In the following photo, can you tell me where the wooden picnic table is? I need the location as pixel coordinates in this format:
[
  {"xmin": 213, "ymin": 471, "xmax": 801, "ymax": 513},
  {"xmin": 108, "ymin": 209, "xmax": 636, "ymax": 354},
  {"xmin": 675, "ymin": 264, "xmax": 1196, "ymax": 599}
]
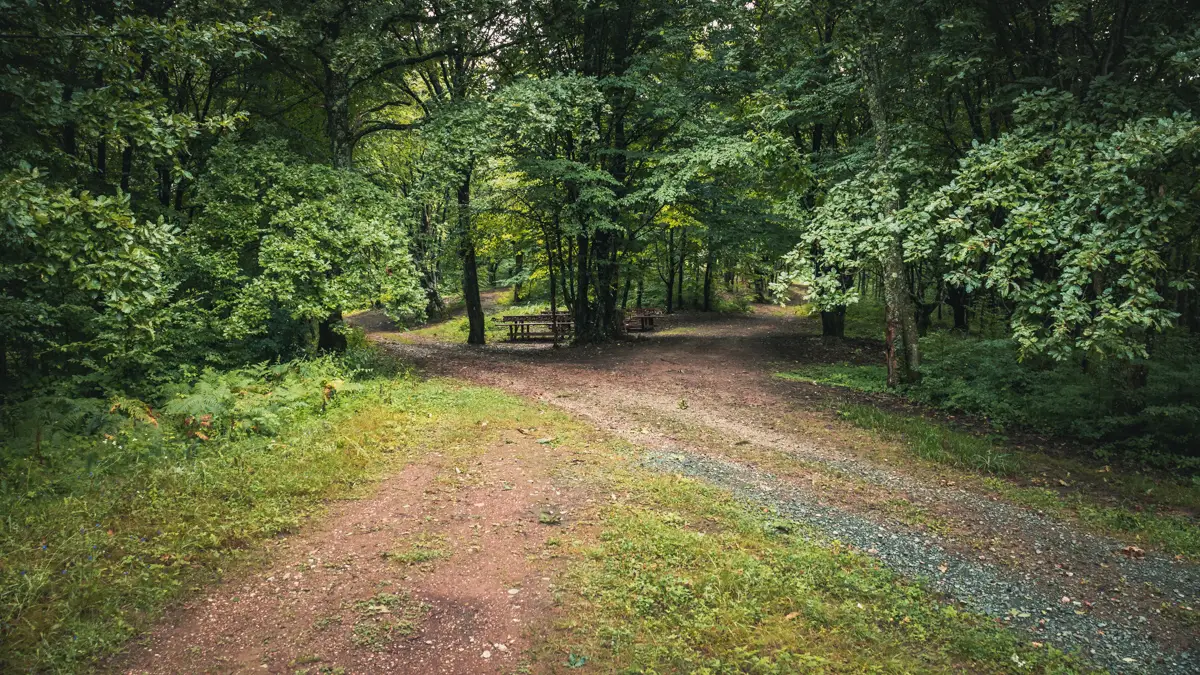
[
  {"xmin": 498, "ymin": 308, "xmax": 665, "ymax": 340},
  {"xmin": 624, "ymin": 307, "xmax": 663, "ymax": 332},
  {"xmin": 498, "ymin": 313, "xmax": 573, "ymax": 341}
]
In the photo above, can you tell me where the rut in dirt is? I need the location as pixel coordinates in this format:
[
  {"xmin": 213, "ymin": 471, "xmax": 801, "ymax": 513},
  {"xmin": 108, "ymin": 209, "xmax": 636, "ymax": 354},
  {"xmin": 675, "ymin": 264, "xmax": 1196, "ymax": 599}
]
[{"xmin": 370, "ymin": 306, "xmax": 1200, "ymax": 675}]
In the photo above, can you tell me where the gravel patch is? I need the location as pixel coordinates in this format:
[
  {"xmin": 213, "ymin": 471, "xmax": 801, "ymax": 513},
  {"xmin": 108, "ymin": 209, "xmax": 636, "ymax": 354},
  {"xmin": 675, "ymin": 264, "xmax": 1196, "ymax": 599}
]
[{"xmin": 644, "ymin": 450, "xmax": 1199, "ymax": 675}]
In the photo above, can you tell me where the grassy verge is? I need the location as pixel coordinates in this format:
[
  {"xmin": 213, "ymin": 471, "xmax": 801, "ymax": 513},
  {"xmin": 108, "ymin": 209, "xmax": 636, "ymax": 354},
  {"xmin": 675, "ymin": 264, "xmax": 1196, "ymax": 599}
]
[
  {"xmin": 826, "ymin": 402, "xmax": 1200, "ymax": 557},
  {"xmin": 837, "ymin": 403, "xmax": 1019, "ymax": 475},
  {"xmin": 536, "ymin": 465, "xmax": 1089, "ymax": 673},
  {"xmin": 775, "ymin": 357, "xmax": 1200, "ymax": 557},
  {"xmin": 0, "ymin": 362, "xmax": 536, "ymax": 672},
  {"xmin": 982, "ymin": 478, "xmax": 1200, "ymax": 559},
  {"xmin": 776, "ymin": 363, "xmax": 889, "ymax": 393}
]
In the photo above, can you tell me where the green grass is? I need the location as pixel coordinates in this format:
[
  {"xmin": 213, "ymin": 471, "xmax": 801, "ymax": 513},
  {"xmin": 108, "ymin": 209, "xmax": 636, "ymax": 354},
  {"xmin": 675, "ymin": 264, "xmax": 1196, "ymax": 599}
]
[
  {"xmin": 539, "ymin": 468, "xmax": 1088, "ymax": 673},
  {"xmin": 0, "ymin": 359, "xmax": 541, "ymax": 672},
  {"xmin": 982, "ymin": 478, "xmax": 1200, "ymax": 558},
  {"xmin": 776, "ymin": 363, "xmax": 889, "ymax": 393},
  {"xmin": 833, "ymin": 404, "xmax": 1200, "ymax": 557},
  {"xmin": 776, "ymin": 351, "xmax": 1200, "ymax": 556},
  {"xmin": 838, "ymin": 403, "xmax": 1018, "ymax": 475},
  {"xmin": 383, "ymin": 534, "xmax": 451, "ymax": 566},
  {"xmin": 349, "ymin": 591, "xmax": 428, "ymax": 649}
]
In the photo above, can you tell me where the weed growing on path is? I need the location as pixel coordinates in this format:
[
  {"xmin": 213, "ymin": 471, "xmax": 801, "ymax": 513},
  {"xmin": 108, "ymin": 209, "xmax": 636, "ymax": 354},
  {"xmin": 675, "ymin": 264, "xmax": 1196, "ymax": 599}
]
[
  {"xmin": 383, "ymin": 533, "xmax": 451, "ymax": 567},
  {"xmin": 349, "ymin": 591, "xmax": 428, "ymax": 649}
]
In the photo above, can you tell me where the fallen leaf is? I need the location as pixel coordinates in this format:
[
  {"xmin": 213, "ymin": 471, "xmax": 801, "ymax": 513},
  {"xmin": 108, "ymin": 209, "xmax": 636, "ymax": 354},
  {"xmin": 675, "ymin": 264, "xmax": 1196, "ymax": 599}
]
[{"xmin": 1119, "ymin": 545, "xmax": 1145, "ymax": 559}]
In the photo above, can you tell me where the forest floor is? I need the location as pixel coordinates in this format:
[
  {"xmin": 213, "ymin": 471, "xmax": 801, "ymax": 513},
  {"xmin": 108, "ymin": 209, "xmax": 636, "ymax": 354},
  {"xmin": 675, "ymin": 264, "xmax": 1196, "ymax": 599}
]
[{"xmin": 115, "ymin": 300, "xmax": 1198, "ymax": 674}]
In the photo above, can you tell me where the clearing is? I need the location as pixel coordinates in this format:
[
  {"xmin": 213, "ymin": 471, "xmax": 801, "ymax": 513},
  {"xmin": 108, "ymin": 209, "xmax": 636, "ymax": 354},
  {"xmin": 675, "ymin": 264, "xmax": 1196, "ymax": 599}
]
[{"xmin": 115, "ymin": 302, "xmax": 1198, "ymax": 674}]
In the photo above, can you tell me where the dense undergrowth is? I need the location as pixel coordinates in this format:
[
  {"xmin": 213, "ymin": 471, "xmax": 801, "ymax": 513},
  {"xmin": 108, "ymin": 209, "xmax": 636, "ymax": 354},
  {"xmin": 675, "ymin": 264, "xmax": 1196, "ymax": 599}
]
[
  {"xmin": 794, "ymin": 301, "xmax": 1200, "ymax": 472},
  {"xmin": 780, "ymin": 303, "xmax": 1200, "ymax": 556},
  {"xmin": 0, "ymin": 345, "xmax": 523, "ymax": 672}
]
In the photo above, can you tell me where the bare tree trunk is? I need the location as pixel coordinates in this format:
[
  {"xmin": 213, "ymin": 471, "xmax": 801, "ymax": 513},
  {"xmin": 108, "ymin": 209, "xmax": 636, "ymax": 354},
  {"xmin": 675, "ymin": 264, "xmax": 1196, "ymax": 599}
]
[
  {"xmin": 883, "ymin": 242, "xmax": 920, "ymax": 386},
  {"xmin": 512, "ymin": 251, "xmax": 524, "ymax": 303},
  {"xmin": 862, "ymin": 36, "xmax": 919, "ymax": 386},
  {"xmin": 676, "ymin": 226, "xmax": 686, "ymax": 309},
  {"xmin": 457, "ymin": 170, "xmax": 485, "ymax": 345},
  {"xmin": 664, "ymin": 229, "xmax": 676, "ymax": 314},
  {"xmin": 820, "ymin": 308, "xmax": 846, "ymax": 337},
  {"xmin": 702, "ymin": 235, "xmax": 715, "ymax": 311}
]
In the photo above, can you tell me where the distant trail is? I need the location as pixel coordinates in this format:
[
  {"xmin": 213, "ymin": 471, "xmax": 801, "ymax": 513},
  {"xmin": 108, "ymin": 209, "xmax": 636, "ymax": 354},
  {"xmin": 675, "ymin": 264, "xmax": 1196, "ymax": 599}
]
[{"xmin": 373, "ymin": 304, "xmax": 1200, "ymax": 674}]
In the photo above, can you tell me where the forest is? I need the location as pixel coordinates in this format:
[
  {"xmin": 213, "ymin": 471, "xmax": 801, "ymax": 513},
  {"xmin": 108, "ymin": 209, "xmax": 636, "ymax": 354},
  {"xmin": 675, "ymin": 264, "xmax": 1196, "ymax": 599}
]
[{"xmin": 2, "ymin": 1, "xmax": 1199, "ymax": 673}]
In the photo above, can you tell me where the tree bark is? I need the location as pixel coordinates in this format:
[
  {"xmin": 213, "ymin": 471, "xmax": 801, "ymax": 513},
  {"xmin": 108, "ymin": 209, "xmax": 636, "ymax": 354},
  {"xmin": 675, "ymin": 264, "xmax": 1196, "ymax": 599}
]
[
  {"xmin": 861, "ymin": 36, "xmax": 920, "ymax": 386},
  {"xmin": 946, "ymin": 284, "xmax": 970, "ymax": 333},
  {"xmin": 325, "ymin": 68, "xmax": 354, "ymax": 170},
  {"xmin": 820, "ymin": 308, "xmax": 846, "ymax": 337},
  {"xmin": 457, "ymin": 170, "xmax": 485, "ymax": 345},
  {"xmin": 664, "ymin": 229, "xmax": 676, "ymax": 314},
  {"xmin": 417, "ymin": 204, "xmax": 444, "ymax": 319},
  {"xmin": 513, "ymin": 251, "xmax": 524, "ymax": 303},
  {"xmin": 883, "ymin": 241, "xmax": 920, "ymax": 386},
  {"xmin": 120, "ymin": 144, "xmax": 133, "ymax": 192},
  {"xmin": 676, "ymin": 226, "xmax": 687, "ymax": 309},
  {"xmin": 702, "ymin": 235, "xmax": 715, "ymax": 311},
  {"xmin": 574, "ymin": 232, "xmax": 590, "ymax": 336}
]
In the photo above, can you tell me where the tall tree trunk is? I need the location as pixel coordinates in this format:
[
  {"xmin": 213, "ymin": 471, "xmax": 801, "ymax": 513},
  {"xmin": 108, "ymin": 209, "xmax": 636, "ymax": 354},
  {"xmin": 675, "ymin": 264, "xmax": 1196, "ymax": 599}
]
[
  {"xmin": 883, "ymin": 242, "xmax": 920, "ymax": 386},
  {"xmin": 592, "ymin": 227, "xmax": 620, "ymax": 340},
  {"xmin": 664, "ymin": 229, "xmax": 675, "ymax": 314},
  {"xmin": 417, "ymin": 204, "xmax": 444, "ymax": 318},
  {"xmin": 676, "ymin": 226, "xmax": 686, "ymax": 309},
  {"xmin": 702, "ymin": 235, "xmax": 715, "ymax": 311},
  {"xmin": 486, "ymin": 259, "xmax": 500, "ymax": 287},
  {"xmin": 457, "ymin": 170, "xmax": 485, "ymax": 344},
  {"xmin": 547, "ymin": 245, "xmax": 557, "ymax": 314},
  {"xmin": 325, "ymin": 68, "xmax": 354, "ymax": 170},
  {"xmin": 309, "ymin": 67, "xmax": 356, "ymax": 348},
  {"xmin": 862, "ymin": 37, "xmax": 919, "ymax": 386},
  {"xmin": 96, "ymin": 138, "xmax": 107, "ymax": 178},
  {"xmin": 157, "ymin": 164, "xmax": 171, "ymax": 207},
  {"xmin": 513, "ymin": 251, "xmax": 524, "ymax": 303},
  {"xmin": 120, "ymin": 144, "xmax": 133, "ymax": 192},
  {"xmin": 946, "ymin": 284, "xmax": 970, "ymax": 333},
  {"xmin": 820, "ymin": 308, "xmax": 846, "ymax": 337},
  {"xmin": 574, "ymin": 232, "xmax": 590, "ymax": 337}
]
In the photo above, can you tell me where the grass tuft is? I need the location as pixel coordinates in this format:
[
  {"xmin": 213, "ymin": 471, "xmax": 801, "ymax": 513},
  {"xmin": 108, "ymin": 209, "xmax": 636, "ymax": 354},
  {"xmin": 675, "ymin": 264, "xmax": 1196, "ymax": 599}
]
[
  {"xmin": 837, "ymin": 404, "xmax": 1018, "ymax": 475},
  {"xmin": 539, "ymin": 468, "xmax": 1087, "ymax": 673}
]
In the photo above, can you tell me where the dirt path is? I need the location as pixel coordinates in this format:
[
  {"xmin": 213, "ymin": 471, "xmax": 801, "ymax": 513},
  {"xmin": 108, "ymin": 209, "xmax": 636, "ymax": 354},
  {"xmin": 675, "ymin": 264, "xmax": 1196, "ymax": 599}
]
[
  {"xmin": 117, "ymin": 425, "xmax": 594, "ymax": 674},
  {"xmin": 373, "ymin": 306, "xmax": 1199, "ymax": 675}
]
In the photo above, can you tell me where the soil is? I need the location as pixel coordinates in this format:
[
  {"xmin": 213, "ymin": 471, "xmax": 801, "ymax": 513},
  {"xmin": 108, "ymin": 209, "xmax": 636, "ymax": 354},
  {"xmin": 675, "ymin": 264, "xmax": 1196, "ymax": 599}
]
[
  {"xmin": 115, "ymin": 430, "xmax": 591, "ymax": 674},
  {"xmin": 116, "ymin": 299, "xmax": 1199, "ymax": 674}
]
